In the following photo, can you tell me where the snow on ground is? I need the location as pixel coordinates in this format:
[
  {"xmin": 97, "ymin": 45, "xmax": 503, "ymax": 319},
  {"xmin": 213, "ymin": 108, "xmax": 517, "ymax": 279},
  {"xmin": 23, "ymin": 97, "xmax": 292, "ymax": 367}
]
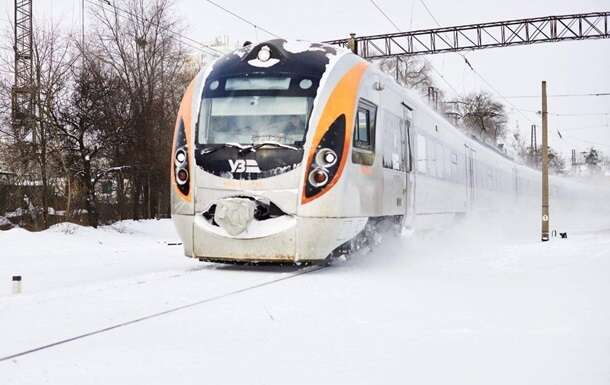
[
  {"xmin": 0, "ymin": 210, "xmax": 609, "ymax": 384},
  {"xmin": 0, "ymin": 220, "xmax": 194, "ymax": 296}
]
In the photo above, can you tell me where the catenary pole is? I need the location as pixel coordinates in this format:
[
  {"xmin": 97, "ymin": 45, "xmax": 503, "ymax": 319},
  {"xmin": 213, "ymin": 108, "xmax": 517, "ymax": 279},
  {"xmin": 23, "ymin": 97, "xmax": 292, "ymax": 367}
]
[{"xmin": 541, "ymin": 81, "xmax": 550, "ymax": 241}]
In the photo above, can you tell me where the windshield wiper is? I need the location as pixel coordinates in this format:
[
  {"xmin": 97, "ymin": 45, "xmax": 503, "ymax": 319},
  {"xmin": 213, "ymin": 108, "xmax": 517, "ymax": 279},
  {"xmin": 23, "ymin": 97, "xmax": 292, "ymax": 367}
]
[
  {"xmin": 239, "ymin": 141, "xmax": 300, "ymax": 153},
  {"xmin": 200, "ymin": 143, "xmax": 252, "ymax": 155}
]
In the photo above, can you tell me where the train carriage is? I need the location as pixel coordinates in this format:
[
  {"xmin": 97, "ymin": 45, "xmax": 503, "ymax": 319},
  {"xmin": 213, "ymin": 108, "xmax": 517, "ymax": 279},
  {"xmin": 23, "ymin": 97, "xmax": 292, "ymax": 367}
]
[{"xmin": 171, "ymin": 39, "xmax": 556, "ymax": 264}]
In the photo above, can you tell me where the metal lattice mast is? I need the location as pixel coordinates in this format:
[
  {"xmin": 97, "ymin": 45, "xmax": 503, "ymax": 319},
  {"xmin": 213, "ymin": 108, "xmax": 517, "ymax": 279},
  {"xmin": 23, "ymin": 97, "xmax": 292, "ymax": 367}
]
[
  {"xmin": 12, "ymin": 0, "xmax": 34, "ymax": 136},
  {"xmin": 325, "ymin": 12, "xmax": 610, "ymax": 58}
]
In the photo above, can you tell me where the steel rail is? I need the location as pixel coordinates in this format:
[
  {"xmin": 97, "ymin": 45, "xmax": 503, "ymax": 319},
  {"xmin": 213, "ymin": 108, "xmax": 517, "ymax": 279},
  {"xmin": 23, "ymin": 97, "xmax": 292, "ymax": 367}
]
[{"xmin": 0, "ymin": 264, "xmax": 326, "ymax": 363}]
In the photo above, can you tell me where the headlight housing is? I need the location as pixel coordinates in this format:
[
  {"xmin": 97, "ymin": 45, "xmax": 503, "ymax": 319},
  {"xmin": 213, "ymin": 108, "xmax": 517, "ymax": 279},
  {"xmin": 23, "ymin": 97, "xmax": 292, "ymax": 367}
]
[
  {"xmin": 173, "ymin": 118, "xmax": 190, "ymax": 196},
  {"xmin": 303, "ymin": 114, "xmax": 346, "ymax": 201},
  {"xmin": 176, "ymin": 168, "xmax": 189, "ymax": 185},
  {"xmin": 308, "ymin": 167, "xmax": 329, "ymax": 187},
  {"xmin": 175, "ymin": 149, "xmax": 187, "ymax": 165},
  {"xmin": 315, "ymin": 148, "xmax": 338, "ymax": 168}
]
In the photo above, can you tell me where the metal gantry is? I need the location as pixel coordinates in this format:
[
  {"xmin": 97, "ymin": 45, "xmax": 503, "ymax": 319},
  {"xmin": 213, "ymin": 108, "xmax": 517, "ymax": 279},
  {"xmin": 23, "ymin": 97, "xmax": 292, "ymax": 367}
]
[
  {"xmin": 325, "ymin": 12, "xmax": 610, "ymax": 59},
  {"xmin": 12, "ymin": 0, "xmax": 34, "ymax": 132}
]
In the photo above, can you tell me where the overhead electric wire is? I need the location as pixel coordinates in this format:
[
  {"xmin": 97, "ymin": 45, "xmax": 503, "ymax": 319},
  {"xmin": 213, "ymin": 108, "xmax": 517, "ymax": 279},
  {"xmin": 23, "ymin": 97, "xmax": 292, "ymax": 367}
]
[
  {"xmin": 503, "ymin": 92, "xmax": 610, "ymax": 99},
  {"xmin": 415, "ymin": 3, "xmax": 610, "ymax": 131},
  {"xmin": 559, "ymin": 124, "xmax": 610, "ymax": 131},
  {"xmin": 201, "ymin": 0, "xmax": 281, "ymax": 39},
  {"xmin": 417, "ymin": 0, "xmax": 442, "ymax": 27},
  {"xmin": 416, "ymin": 0, "xmax": 536, "ymax": 125},
  {"xmin": 560, "ymin": 134, "xmax": 610, "ymax": 149},
  {"xmin": 93, "ymin": 0, "xmax": 223, "ymax": 56},
  {"xmin": 414, "ymin": 1, "xmax": 610, "ymax": 151},
  {"xmin": 367, "ymin": 0, "xmax": 461, "ymax": 97},
  {"xmin": 88, "ymin": 0, "xmax": 223, "ymax": 57},
  {"xmin": 368, "ymin": 0, "xmax": 402, "ymax": 31},
  {"xmin": 518, "ymin": 108, "xmax": 610, "ymax": 117}
]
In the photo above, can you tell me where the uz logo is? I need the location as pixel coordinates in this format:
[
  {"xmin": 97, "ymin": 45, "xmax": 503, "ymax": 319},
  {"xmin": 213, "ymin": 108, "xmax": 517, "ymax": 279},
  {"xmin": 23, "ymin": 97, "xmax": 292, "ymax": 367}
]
[{"xmin": 229, "ymin": 159, "xmax": 261, "ymax": 173}]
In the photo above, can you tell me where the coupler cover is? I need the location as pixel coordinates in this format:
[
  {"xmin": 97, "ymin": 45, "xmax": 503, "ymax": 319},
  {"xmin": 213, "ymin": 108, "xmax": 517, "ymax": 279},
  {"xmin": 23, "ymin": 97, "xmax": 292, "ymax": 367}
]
[{"xmin": 213, "ymin": 198, "xmax": 256, "ymax": 236}]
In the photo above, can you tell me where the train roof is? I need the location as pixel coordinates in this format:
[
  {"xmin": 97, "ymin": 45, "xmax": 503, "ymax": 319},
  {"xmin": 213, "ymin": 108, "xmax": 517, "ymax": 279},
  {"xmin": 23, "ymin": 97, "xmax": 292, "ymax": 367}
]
[{"xmin": 206, "ymin": 39, "xmax": 350, "ymax": 82}]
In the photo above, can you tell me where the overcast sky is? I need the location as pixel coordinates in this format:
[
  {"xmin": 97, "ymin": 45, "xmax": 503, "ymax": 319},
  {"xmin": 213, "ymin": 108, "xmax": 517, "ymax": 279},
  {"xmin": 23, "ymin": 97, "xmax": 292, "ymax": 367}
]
[{"xmin": 2, "ymin": 0, "xmax": 609, "ymax": 158}]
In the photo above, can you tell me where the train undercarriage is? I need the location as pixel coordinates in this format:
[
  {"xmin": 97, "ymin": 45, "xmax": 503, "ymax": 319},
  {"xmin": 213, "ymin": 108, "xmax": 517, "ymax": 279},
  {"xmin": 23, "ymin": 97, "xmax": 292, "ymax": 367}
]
[{"xmin": 188, "ymin": 213, "xmax": 405, "ymax": 266}]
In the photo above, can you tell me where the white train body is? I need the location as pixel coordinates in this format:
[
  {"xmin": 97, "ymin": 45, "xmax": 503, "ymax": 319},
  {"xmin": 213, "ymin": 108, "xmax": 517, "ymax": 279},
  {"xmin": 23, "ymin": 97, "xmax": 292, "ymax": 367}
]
[{"xmin": 170, "ymin": 39, "xmax": 566, "ymax": 263}]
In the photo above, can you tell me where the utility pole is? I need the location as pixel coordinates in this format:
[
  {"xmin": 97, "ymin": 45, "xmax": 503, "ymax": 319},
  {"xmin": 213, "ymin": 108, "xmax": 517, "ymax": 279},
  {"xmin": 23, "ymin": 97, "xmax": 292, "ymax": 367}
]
[{"xmin": 541, "ymin": 81, "xmax": 550, "ymax": 242}]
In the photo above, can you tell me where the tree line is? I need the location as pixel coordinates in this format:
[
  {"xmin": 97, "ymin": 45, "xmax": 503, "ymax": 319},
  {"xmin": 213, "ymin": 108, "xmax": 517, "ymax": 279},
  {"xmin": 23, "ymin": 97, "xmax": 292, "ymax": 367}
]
[
  {"xmin": 0, "ymin": 0, "xmax": 199, "ymax": 230},
  {"xmin": 377, "ymin": 57, "xmax": 509, "ymax": 143},
  {"xmin": 374, "ymin": 57, "xmax": 604, "ymax": 175},
  {"xmin": 0, "ymin": 2, "xmax": 604, "ymax": 230}
]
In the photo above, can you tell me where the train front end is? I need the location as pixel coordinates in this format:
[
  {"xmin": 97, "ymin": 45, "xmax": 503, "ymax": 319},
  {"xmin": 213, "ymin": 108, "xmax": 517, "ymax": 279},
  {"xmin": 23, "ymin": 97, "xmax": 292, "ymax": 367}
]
[{"xmin": 171, "ymin": 40, "xmax": 369, "ymax": 263}]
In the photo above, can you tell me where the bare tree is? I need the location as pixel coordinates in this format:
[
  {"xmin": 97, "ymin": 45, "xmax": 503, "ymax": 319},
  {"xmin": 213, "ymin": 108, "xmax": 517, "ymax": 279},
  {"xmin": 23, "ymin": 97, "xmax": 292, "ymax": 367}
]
[
  {"xmin": 46, "ymin": 57, "xmax": 122, "ymax": 228},
  {"xmin": 0, "ymin": 0, "xmax": 198, "ymax": 229},
  {"xmin": 31, "ymin": 24, "xmax": 76, "ymax": 228},
  {"xmin": 513, "ymin": 133, "xmax": 567, "ymax": 173},
  {"xmin": 0, "ymin": 22, "xmax": 74, "ymax": 229},
  {"xmin": 376, "ymin": 56, "xmax": 435, "ymax": 91},
  {"xmin": 89, "ymin": 0, "xmax": 192, "ymax": 220},
  {"xmin": 457, "ymin": 92, "xmax": 508, "ymax": 144},
  {"xmin": 584, "ymin": 147, "xmax": 602, "ymax": 174}
]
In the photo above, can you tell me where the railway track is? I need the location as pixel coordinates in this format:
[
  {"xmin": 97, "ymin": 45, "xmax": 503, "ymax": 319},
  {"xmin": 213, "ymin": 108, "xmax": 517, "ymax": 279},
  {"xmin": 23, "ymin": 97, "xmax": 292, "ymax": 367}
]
[{"xmin": 0, "ymin": 264, "xmax": 327, "ymax": 363}]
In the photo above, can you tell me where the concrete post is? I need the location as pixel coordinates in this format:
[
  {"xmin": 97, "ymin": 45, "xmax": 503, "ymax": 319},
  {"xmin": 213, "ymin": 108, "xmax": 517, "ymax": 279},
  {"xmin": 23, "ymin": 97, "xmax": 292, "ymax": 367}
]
[{"xmin": 541, "ymin": 81, "xmax": 550, "ymax": 241}]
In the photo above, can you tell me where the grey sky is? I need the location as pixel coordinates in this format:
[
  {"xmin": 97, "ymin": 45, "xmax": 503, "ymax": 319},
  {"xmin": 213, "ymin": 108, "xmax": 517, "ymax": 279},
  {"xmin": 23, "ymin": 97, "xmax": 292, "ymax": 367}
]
[{"xmin": 2, "ymin": 0, "xmax": 609, "ymax": 158}]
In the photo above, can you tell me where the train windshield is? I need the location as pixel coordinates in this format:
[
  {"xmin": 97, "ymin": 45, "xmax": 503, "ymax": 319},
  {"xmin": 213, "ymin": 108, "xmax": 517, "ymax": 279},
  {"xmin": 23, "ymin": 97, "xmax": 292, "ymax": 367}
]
[{"xmin": 198, "ymin": 96, "xmax": 312, "ymax": 146}]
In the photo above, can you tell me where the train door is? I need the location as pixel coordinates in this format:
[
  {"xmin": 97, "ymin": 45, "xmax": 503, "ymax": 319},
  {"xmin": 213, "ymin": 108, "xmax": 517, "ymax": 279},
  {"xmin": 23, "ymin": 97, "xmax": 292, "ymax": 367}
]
[
  {"xmin": 401, "ymin": 102, "xmax": 415, "ymax": 228},
  {"xmin": 464, "ymin": 145, "xmax": 476, "ymax": 205}
]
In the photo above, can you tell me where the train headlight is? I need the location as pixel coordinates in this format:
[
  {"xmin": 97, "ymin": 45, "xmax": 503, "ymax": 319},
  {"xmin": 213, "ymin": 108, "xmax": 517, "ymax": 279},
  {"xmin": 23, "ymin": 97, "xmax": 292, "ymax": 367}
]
[
  {"xmin": 307, "ymin": 148, "xmax": 336, "ymax": 188},
  {"xmin": 175, "ymin": 148, "xmax": 186, "ymax": 165},
  {"xmin": 257, "ymin": 46, "xmax": 272, "ymax": 62},
  {"xmin": 303, "ymin": 115, "xmax": 346, "ymax": 202},
  {"xmin": 308, "ymin": 168, "xmax": 329, "ymax": 187},
  {"xmin": 176, "ymin": 168, "xmax": 189, "ymax": 185},
  {"xmin": 172, "ymin": 117, "xmax": 190, "ymax": 196},
  {"xmin": 315, "ymin": 148, "xmax": 337, "ymax": 168}
]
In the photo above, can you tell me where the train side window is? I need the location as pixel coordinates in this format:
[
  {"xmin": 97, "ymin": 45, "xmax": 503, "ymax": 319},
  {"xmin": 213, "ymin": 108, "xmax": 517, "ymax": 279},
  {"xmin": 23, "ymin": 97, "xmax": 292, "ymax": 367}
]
[
  {"xmin": 356, "ymin": 109, "xmax": 370, "ymax": 144},
  {"xmin": 352, "ymin": 99, "xmax": 377, "ymax": 165},
  {"xmin": 417, "ymin": 134, "xmax": 427, "ymax": 174},
  {"xmin": 382, "ymin": 112, "xmax": 404, "ymax": 170}
]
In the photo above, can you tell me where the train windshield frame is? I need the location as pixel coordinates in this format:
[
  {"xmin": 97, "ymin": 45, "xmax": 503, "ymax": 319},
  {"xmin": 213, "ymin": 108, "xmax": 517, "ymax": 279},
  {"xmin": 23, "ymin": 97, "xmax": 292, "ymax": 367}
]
[
  {"xmin": 197, "ymin": 75, "xmax": 319, "ymax": 148},
  {"xmin": 197, "ymin": 95, "xmax": 313, "ymax": 146}
]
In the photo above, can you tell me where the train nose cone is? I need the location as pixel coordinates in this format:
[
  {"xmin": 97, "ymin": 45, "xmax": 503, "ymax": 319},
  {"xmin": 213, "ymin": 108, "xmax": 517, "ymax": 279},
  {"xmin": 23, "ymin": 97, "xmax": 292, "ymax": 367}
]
[{"xmin": 214, "ymin": 198, "xmax": 256, "ymax": 236}]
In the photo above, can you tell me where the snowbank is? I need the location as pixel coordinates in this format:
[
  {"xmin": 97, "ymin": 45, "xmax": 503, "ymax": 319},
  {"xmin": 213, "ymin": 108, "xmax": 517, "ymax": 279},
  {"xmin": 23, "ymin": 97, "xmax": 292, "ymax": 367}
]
[
  {"xmin": 0, "ymin": 207, "xmax": 609, "ymax": 384},
  {"xmin": 0, "ymin": 219, "xmax": 193, "ymax": 297}
]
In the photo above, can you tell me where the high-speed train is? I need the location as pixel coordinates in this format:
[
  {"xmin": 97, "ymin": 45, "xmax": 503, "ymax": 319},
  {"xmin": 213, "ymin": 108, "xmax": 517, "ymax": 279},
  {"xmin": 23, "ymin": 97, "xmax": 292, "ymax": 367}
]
[{"xmin": 170, "ymin": 39, "xmax": 561, "ymax": 264}]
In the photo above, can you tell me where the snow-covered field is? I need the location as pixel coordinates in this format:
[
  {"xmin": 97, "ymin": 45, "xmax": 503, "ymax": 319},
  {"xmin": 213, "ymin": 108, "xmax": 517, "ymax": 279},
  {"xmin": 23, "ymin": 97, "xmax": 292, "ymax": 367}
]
[{"xmin": 1, "ymin": 210, "xmax": 609, "ymax": 384}]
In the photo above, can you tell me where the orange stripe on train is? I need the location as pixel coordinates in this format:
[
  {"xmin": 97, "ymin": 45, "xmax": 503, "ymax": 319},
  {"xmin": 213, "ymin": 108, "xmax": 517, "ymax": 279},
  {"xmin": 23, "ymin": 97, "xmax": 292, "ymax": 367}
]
[
  {"xmin": 301, "ymin": 61, "xmax": 368, "ymax": 204},
  {"xmin": 171, "ymin": 78, "xmax": 197, "ymax": 203}
]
